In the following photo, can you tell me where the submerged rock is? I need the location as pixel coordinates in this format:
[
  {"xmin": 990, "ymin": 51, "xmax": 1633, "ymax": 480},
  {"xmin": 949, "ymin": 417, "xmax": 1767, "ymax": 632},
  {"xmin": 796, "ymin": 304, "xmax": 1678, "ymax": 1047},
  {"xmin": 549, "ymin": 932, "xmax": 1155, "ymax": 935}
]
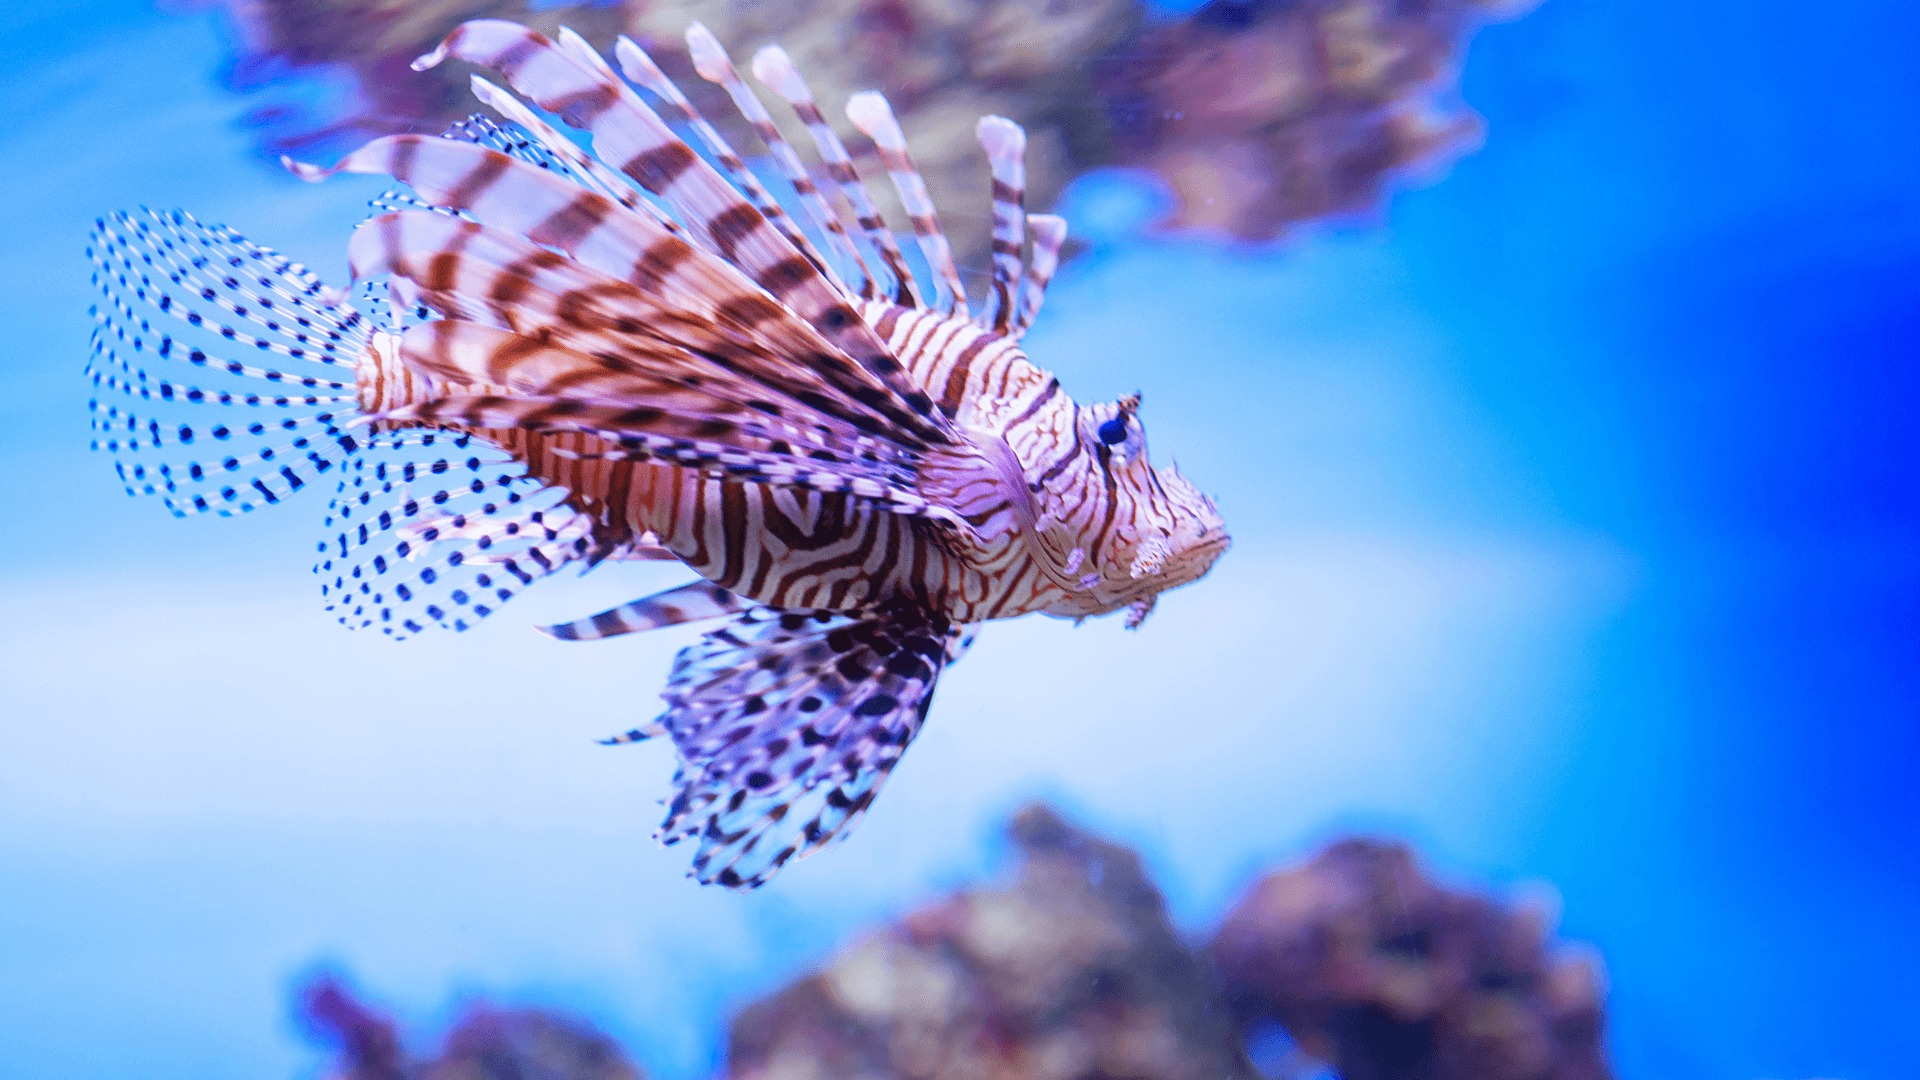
[
  {"xmin": 290, "ymin": 815, "xmax": 1611, "ymax": 1079},
  {"xmin": 725, "ymin": 803, "xmax": 1258, "ymax": 1080},
  {"xmin": 300, "ymin": 974, "xmax": 647, "ymax": 1080},
  {"xmin": 1211, "ymin": 838, "xmax": 1611, "ymax": 1080},
  {"xmin": 177, "ymin": 0, "xmax": 1534, "ymax": 263},
  {"xmin": 1101, "ymin": 0, "xmax": 1539, "ymax": 241}
]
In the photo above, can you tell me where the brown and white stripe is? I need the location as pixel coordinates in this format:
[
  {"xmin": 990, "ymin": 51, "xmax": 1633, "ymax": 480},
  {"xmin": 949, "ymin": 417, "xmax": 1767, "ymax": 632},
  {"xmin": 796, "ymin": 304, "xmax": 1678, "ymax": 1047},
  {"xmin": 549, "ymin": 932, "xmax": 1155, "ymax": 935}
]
[
  {"xmin": 409, "ymin": 21, "xmax": 943, "ymax": 426},
  {"xmin": 298, "ymin": 136, "xmax": 943, "ymax": 448},
  {"xmin": 1015, "ymin": 214, "xmax": 1069, "ymax": 339},
  {"xmin": 670, "ymin": 26, "xmax": 876, "ymax": 300},
  {"xmin": 974, "ymin": 116, "xmax": 1027, "ymax": 334},
  {"xmin": 465, "ymin": 73, "xmax": 685, "ymax": 237},
  {"xmin": 592, "ymin": 29, "xmax": 844, "ymax": 296},
  {"xmin": 845, "ymin": 91, "xmax": 968, "ymax": 316},
  {"xmin": 750, "ymin": 44, "xmax": 924, "ymax": 310},
  {"xmin": 278, "ymin": 18, "xmax": 1222, "ymax": 634}
]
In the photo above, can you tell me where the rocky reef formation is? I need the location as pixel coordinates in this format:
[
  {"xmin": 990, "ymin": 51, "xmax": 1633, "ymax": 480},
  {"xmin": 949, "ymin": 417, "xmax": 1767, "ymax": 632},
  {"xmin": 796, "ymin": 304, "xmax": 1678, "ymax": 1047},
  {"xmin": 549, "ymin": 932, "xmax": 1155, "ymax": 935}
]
[
  {"xmin": 298, "ymin": 806, "xmax": 1610, "ymax": 1080},
  {"xmin": 301, "ymin": 973, "xmax": 647, "ymax": 1080},
  {"xmin": 1213, "ymin": 838, "xmax": 1611, "ymax": 1080},
  {"xmin": 172, "ymin": 0, "xmax": 1535, "ymax": 263},
  {"xmin": 1101, "ymin": 0, "xmax": 1539, "ymax": 241},
  {"xmin": 726, "ymin": 803, "xmax": 1257, "ymax": 1080}
]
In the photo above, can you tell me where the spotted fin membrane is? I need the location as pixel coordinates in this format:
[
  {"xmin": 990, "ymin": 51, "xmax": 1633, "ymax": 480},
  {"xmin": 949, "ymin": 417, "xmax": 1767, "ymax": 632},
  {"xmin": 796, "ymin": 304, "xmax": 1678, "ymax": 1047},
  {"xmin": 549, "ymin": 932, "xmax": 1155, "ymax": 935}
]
[
  {"xmin": 578, "ymin": 595, "xmax": 974, "ymax": 889},
  {"xmin": 315, "ymin": 439, "xmax": 604, "ymax": 638},
  {"xmin": 87, "ymin": 209, "xmax": 370, "ymax": 517},
  {"xmin": 90, "ymin": 117, "xmax": 614, "ymax": 639},
  {"xmin": 88, "ymin": 207, "xmax": 602, "ymax": 639}
]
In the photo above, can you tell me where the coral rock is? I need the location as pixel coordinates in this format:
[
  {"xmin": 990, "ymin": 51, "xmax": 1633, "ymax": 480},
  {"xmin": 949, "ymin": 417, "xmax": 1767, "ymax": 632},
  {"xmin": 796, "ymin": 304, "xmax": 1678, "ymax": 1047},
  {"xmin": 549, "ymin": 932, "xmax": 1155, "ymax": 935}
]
[
  {"xmin": 1211, "ymin": 838, "xmax": 1611, "ymax": 1080},
  {"xmin": 299, "ymin": 974, "xmax": 647, "ymax": 1080},
  {"xmin": 724, "ymin": 803, "xmax": 1257, "ymax": 1080},
  {"xmin": 1103, "ymin": 0, "xmax": 1536, "ymax": 240},
  {"xmin": 178, "ymin": 0, "xmax": 1536, "ymax": 262}
]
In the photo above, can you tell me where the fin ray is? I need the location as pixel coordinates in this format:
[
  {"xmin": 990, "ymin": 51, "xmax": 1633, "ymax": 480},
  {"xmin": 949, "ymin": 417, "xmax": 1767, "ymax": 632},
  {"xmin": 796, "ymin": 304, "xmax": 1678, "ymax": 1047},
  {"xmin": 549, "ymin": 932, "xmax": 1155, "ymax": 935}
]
[
  {"xmin": 642, "ymin": 600, "xmax": 974, "ymax": 889},
  {"xmin": 540, "ymin": 578, "xmax": 752, "ymax": 641},
  {"xmin": 975, "ymin": 116, "xmax": 1027, "ymax": 334},
  {"xmin": 87, "ymin": 210, "xmax": 374, "ymax": 516},
  {"xmin": 408, "ymin": 21, "xmax": 945, "ymax": 429},
  {"xmin": 846, "ymin": 92, "xmax": 967, "ymax": 315},
  {"xmin": 1014, "ymin": 214, "xmax": 1068, "ymax": 338},
  {"xmin": 317, "ymin": 448, "xmax": 599, "ymax": 639},
  {"xmin": 752, "ymin": 44, "xmax": 923, "ymax": 308}
]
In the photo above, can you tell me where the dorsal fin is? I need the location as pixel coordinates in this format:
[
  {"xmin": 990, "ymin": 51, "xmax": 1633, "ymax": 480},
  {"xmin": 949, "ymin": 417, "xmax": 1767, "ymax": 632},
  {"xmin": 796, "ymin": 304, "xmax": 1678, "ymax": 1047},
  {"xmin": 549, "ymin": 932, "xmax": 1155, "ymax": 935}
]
[
  {"xmin": 409, "ymin": 20, "xmax": 947, "ymax": 433},
  {"xmin": 1015, "ymin": 214, "xmax": 1069, "ymax": 338},
  {"xmin": 846, "ymin": 91, "xmax": 968, "ymax": 316},
  {"xmin": 751, "ymin": 44, "xmax": 924, "ymax": 309},
  {"xmin": 290, "ymin": 135, "xmax": 945, "ymax": 448},
  {"xmin": 975, "ymin": 116, "xmax": 1028, "ymax": 334},
  {"xmin": 671, "ymin": 26, "xmax": 877, "ymax": 300},
  {"xmin": 559, "ymin": 26, "xmax": 844, "ymax": 295}
]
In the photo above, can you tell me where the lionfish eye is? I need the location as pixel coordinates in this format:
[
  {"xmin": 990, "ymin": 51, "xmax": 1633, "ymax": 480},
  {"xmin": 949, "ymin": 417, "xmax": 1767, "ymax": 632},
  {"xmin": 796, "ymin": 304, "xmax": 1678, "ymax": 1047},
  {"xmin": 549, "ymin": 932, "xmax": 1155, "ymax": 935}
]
[{"xmin": 1097, "ymin": 418, "xmax": 1128, "ymax": 445}]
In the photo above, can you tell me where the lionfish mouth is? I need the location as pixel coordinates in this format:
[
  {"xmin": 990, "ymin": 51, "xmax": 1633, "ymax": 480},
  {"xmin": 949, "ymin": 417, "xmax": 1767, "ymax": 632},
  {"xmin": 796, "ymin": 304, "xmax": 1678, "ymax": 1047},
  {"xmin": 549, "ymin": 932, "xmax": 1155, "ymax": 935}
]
[{"xmin": 1169, "ymin": 533, "xmax": 1232, "ymax": 588}]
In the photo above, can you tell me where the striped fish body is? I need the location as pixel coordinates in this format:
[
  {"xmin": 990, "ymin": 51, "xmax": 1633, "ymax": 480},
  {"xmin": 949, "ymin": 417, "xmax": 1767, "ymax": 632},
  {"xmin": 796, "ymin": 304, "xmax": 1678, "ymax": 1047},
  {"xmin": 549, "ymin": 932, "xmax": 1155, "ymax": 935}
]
[
  {"xmin": 345, "ymin": 285, "xmax": 1221, "ymax": 628},
  {"xmin": 94, "ymin": 19, "xmax": 1229, "ymax": 888},
  {"xmin": 360, "ymin": 296, "xmax": 1221, "ymax": 627}
]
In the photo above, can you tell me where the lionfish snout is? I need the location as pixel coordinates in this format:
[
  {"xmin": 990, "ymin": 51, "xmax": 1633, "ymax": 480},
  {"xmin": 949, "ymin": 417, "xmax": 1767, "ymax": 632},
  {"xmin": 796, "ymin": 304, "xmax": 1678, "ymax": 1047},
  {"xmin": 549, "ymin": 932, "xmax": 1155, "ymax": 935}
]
[{"xmin": 1154, "ymin": 462, "xmax": 1230, "ymax": 591}]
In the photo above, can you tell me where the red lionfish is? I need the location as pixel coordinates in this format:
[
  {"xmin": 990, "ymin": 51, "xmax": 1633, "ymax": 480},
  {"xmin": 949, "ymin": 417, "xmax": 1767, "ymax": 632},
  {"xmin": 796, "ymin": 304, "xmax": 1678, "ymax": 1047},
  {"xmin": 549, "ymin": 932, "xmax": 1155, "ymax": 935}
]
[{"xmin": 87, "ymin": 20, "xmax": 1229, "ymax": 889}]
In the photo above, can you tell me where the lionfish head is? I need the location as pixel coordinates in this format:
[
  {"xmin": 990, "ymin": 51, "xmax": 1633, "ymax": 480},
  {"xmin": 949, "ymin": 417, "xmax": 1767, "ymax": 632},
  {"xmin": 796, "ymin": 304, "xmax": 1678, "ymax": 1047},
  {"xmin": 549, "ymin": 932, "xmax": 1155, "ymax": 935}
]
[{"xmin": 1054, "ymin": 394, "xmax": 1229, "ymax": 623}]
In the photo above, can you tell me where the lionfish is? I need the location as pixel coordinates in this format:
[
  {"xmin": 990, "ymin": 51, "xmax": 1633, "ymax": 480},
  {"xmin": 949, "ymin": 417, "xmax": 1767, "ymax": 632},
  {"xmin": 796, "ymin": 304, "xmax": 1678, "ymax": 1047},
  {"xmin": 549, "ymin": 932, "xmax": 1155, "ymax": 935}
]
[{"xmin": 87, "ymin": 20, "xmax": 1229, "ymax": 888}]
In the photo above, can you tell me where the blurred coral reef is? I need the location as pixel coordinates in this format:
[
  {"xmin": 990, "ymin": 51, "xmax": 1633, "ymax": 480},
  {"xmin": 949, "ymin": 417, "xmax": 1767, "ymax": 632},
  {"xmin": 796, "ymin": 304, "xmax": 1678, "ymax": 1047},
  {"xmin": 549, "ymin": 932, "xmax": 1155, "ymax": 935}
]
[
  {"xmin": 727, "ymin": 803, "xmax": 1256, "ymax": 1080},
  {"xmin": 1101, "ymin": 0, "xmax": 1539, "ymax": 240},
  {"xmin": 299, "ymin": 805, "xmax": 1610, "ymax": 1080},
  {"xmin": 301, "ymin": 973, "xmax": 648, "ymax": 1080},
  {"xmin": 1212, "ymin": 838, "xmax": 1611, "ymax": 1080},
  {"xmin": 167, "ymin": 0, "xmax": 1534, "ymax": 264}
]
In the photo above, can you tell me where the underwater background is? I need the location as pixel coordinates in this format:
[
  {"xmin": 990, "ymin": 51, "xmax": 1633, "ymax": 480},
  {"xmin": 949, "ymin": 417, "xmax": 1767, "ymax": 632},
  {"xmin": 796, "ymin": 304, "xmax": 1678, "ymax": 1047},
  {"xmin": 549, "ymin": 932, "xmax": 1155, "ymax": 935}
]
[{"xmin": 1, "ymin": 0, "xmax": 1915, "ymax": 1077}]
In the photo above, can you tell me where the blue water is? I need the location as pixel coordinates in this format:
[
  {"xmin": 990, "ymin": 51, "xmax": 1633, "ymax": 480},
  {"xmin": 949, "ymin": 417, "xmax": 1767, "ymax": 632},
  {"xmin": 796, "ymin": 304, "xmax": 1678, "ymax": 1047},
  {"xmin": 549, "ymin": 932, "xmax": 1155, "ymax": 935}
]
[{"xmin": 1, "ymin": 2, "xmax": 1914, "ymax": 1078}]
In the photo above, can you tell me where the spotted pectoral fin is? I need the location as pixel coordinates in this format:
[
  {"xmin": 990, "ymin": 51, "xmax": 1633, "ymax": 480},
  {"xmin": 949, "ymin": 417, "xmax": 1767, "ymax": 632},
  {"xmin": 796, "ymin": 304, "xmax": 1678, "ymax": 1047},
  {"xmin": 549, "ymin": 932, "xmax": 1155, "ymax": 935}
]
[
  {"xmin": 317, "ymin": 441, "xmax": 604, "ymax": 639},
  {"xmin": 87, "ymin": 209, "xmax": 372, "ymax": 518},
  {"xmin": 631, "ymin": 600, "xmax": 972, "ymax": 889}
]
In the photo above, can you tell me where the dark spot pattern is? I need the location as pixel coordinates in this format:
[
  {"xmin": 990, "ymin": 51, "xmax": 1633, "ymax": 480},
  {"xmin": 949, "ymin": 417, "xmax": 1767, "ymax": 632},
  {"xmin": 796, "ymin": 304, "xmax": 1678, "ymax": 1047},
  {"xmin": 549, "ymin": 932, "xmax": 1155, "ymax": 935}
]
[{"xmin": 632, "ymin": 599, "xmax": 969, "ymax": 891}]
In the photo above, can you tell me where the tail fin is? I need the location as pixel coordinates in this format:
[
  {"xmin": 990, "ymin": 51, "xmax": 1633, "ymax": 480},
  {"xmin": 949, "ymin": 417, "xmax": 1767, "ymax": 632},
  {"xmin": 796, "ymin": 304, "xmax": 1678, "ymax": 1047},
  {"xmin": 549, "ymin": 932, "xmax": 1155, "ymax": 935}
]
[{"xmin": 88, "ymin": 209, "xmax": 622, "ymax": 638}]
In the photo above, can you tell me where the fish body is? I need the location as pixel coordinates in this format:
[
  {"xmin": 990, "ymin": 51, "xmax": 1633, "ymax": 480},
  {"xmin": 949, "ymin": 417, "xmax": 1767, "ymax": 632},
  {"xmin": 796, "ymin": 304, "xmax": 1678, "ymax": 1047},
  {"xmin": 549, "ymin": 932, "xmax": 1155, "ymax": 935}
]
[{"xmin": 88, "ymin": 20, "xmax": 1227, "ymax": 888}]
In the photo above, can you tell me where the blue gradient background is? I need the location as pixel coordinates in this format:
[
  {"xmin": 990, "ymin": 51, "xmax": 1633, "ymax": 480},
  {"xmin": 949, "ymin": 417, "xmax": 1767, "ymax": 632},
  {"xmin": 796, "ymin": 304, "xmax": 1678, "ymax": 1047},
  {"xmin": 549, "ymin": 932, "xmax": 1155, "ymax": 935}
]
[{"xmin": 1, "ymin": 2, "xmax": 1914, "ymax": 1078}]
